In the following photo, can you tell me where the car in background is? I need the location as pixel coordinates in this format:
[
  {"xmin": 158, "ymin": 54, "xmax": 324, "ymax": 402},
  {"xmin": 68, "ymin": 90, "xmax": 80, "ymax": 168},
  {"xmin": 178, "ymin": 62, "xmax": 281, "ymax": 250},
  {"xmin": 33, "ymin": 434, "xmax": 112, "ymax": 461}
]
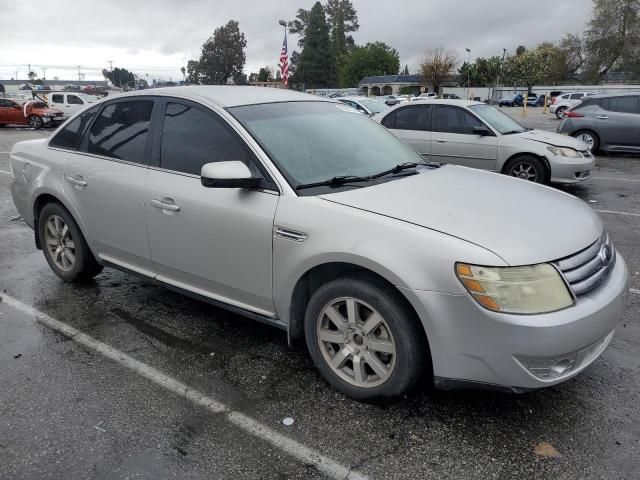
[
  {"xmin": 442, "ymin": 93, "xmax": 461, "ymax": 99},
  {"xmin": 375, "ymin": 99, "xmax": 594, "ymax": 184},
  {"xmin": 499, "ymin": 94, "xmax": 524, "ymax": 107},
  {"xmin": 550, "ymin": 91, "xmax": 599, "ymax": 119},
  {"xmin": 526, "ymin": 94, "xmax": 538, "ymax": 107},
  {"xmin": 549, "ymin": 90, "xmax": 564, "ymax": 106},
  {"xmin": 337, "ymin": 96, "xmax": 389, "ymax": 116},
  {"xmin": 34, "ymin": 91, "xmax": 97, "ymax": 119},
  {"xmin": 557, "ymin": 92, "xmax": 640, "ymax": 153},
  {"xmin": 536, "ymin": 94, "xmax": 547, "ymax": 107},
  {"xmin": 0, "ymin": 98, "xmax": 63, "ymax": 128},
  {"xmin": 384, "ymin": 95, "xmax": 401, "ymax": 106},
  {"xmin": 8, "ymin": 86, "xmax": 628, "ymax": 400},
  {"xmin": 417, "ymin": 92, "xmax": 437, "ymax": 99}
]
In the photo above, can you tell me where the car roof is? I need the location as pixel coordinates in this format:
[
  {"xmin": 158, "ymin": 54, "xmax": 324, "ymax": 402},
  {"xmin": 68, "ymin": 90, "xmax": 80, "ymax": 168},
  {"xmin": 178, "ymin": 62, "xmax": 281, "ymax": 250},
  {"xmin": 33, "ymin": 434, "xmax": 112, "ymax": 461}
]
[
  {"xmin": 108, "ymin": 86, "xmax": 331, "ymax": 108},
  {"xmin": 339, "ymin": 96, "xmax": 379, "ymax": 101},
  {"xmin": 588, "ymin": 91, "xmax": 640, "ymax": 99}
]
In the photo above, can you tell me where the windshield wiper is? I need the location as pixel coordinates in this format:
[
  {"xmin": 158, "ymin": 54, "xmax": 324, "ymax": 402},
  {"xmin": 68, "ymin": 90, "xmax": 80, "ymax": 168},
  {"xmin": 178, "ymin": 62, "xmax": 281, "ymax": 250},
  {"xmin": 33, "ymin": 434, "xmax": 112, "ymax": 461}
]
[
  {"xmin": 370, "ymin": 162, "xmax": 421, "ymax": 179},
  {"xmin": 295, "ymin": 175, "xmax": 371, "ymax": 191}
]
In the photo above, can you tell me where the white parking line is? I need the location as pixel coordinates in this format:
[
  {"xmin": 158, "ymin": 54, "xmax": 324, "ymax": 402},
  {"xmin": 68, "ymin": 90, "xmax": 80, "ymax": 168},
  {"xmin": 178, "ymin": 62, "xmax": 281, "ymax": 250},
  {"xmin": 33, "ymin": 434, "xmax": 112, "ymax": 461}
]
[
  {"xmin": 596, "ymin": 209, "xmax": 640, "ymax": 218},
  {"xmin": 592, "ymin": 177, "xmax": 640, "ymax": 182},
  {"xmin": 0, "ymin": 293, "xmax": 367, "ymax": 480}
]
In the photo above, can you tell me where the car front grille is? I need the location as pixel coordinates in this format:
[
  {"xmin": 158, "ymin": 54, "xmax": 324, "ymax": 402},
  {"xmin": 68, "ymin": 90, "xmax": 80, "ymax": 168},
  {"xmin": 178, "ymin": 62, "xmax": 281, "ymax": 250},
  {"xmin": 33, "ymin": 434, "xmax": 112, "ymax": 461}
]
[{"xmin": 555, "ymin": 233, "xmax": 615, "ymax": 296}]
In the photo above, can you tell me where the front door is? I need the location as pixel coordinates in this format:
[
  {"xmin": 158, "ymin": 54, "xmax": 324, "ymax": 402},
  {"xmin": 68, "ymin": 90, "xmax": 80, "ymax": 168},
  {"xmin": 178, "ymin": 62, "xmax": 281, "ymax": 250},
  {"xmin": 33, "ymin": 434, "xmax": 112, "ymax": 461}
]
[
  {"xmin": 145, "ymin": 99, "xmax": 279, "ymax": 316},
  {"xmin": 431, "ymin": 105, "xmax": 498, "ymax": 170},
  {"xmin": 595, "ymin": 96, "xmax": 640, "ymax": 150},
  {"xmin": 0, "ymin": 99, "xmax": 26, "ymax": 125},
  {"xmin": 63, "ymin": 99, "xmax": 155, "ymax": 275}
]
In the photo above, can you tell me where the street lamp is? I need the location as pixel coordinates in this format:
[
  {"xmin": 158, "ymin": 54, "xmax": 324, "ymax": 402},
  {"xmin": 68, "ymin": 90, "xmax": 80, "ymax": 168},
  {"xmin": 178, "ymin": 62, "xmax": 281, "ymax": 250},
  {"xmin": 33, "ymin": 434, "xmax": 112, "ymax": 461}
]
[{"xmin": 465, "ymin": 48, "xmax": 471, "ymax": 100}]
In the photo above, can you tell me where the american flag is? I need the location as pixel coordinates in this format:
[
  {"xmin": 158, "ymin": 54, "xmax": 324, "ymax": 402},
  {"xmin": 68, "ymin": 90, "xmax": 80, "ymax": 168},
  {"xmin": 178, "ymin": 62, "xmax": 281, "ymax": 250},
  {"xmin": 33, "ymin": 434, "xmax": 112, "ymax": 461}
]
[{"xmin": 279, "ymin": 32, "xmax": 289, "ymax": 87}]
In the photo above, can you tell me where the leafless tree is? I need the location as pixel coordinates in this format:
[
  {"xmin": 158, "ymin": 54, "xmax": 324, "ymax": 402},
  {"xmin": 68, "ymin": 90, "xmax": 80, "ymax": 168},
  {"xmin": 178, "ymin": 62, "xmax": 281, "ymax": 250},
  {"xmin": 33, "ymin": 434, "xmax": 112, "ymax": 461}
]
[{"xmin": 419, "ymin": 48, "xmax": 458, "ymax": 93}]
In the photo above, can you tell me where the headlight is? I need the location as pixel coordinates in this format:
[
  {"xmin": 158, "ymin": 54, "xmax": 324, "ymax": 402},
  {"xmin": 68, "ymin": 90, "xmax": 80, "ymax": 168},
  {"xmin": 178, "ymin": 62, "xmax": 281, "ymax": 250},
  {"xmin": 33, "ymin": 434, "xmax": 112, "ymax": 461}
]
[
  {"xmin": 547, "ymin": 146, "xmax": 581, "ymax": 158},
  {"xmin": 455, "ymin": 263, "xmax": 573, "ymax": 314}
]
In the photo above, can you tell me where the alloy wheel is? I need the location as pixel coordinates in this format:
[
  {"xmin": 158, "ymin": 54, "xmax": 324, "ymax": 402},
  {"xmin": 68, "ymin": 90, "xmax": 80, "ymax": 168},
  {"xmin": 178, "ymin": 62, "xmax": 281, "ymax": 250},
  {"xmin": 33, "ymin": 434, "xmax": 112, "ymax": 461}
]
[
  {"xmin": 510, "ymin": 162, "xmax": 538, "ymax": 182},
  {"xmin": 29, "ymin": 115, "xmax": 43, "ymax": 128},
  {"xmin": 578, "ymin": 132, "xmax": 595, "ymax": 151},
  {"xmin": 44, "ymin": 215, "xmax": 76, "ymax": 271},
  {"xmin": 317, "ymin": 297, "xmax": 396, "ymax": 388}
]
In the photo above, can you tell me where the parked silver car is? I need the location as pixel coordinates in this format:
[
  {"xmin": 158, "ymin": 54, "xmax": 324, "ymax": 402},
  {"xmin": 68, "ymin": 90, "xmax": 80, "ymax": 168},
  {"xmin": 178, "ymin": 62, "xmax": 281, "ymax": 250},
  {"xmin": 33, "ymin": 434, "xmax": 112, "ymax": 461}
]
[
  {"xmin": 375, "ymin": 99, "xmax": 595, "ymax": 184},
  {"xmin": 9, "ymin": 87, "xmax": 628, "ymax": 400},
  {"xmin": 557, "ymin": 92, "xmax": 640, "ymax": 153}
]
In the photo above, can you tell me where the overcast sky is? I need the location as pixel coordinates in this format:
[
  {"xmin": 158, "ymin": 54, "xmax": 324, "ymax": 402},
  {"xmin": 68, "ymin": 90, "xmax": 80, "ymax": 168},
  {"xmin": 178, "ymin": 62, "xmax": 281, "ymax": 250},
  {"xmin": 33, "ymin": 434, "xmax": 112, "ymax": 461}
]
[{"xmin": 0, "ymin": 0, "xmax": 592, "ymax": 82}]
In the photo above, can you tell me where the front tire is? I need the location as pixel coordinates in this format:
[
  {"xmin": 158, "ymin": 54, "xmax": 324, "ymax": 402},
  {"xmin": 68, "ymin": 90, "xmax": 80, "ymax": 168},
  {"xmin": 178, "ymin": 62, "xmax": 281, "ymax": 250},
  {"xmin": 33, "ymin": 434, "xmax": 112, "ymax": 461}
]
[
  {"xmin": 28, "ymin": 115, "xmax": 43, "ymax": 129},
  {"xmin": 572, "ymin": 130, "xmax": 600, "ymax": 154},
  {"xmin": 555, "ymin": 106, "xmax": 567, "ymax": 119},
  {"xmin": 504, "ymin": 156, "xmax": 548, "ymax": 184},
  {"xmin": 38, "ymin": 203, "xmax": 103, "ymax": 282},
  {"xmin": 304, "ymin": 275, "xmax": 427, "ymax": 401}
]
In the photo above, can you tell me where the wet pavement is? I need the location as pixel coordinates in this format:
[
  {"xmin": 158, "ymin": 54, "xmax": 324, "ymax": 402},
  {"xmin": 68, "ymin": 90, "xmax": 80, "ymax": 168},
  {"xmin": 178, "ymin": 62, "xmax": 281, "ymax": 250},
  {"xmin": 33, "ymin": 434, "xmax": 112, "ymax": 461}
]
[{"xmin": 1, "ymin": 127, "xmax": 639, "ymax": 479}]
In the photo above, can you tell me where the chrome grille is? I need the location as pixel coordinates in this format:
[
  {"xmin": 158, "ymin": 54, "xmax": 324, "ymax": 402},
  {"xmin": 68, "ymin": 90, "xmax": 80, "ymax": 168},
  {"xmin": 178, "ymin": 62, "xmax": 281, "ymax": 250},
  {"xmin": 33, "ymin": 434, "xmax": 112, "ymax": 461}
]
[{"xmin": 555, "ymin": 233, "xmax": 615, "ymax": 296}]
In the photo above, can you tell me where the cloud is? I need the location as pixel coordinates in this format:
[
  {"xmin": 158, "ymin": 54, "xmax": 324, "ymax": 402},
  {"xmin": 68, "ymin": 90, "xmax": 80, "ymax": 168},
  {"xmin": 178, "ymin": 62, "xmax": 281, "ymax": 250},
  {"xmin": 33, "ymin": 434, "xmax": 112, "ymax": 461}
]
[{"xmin": 0, "ymin": 0, "xmax": 591, "ymax": 81}]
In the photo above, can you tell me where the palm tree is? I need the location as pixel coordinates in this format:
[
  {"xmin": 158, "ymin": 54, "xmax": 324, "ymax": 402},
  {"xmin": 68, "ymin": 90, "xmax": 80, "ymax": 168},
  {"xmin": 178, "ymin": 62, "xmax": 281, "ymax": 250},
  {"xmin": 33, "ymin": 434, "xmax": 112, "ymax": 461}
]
[{"xmin": 180, "ymin": 66, "xmax": 186, "ymax": 82}]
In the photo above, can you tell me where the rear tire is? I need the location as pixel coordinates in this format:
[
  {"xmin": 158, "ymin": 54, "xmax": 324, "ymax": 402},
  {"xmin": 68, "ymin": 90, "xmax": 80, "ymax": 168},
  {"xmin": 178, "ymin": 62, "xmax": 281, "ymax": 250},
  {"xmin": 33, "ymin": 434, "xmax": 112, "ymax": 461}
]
[
  {"xmin": 572, "ymin": 130, "xmax": 600, "ymax": 154},
  {"xmin": 304, "ymin": 275, "xmax": 428, "ymax": 401},
  {"xmin": 38, "ymin": 203, "xmax": 103, "ymax": 282},
  {"xmin": 555, "ymin": 106, "xmax": 567, "ymax": 119},
  {"xmin": 504, "ymin": 155, "xmax": 548, "ymax": 184}
]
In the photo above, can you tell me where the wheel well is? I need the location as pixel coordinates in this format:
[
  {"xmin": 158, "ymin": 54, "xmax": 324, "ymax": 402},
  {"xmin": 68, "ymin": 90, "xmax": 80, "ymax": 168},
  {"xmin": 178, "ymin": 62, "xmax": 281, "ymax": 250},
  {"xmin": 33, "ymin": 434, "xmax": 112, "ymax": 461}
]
[
  {"xmin": 33, "ymin": 194, "xmax": 65, "ymax": 249},
  {"xmin": 288, "ymin": 263, "xmax": 428, "ymax": 347},
  {"xmin": 572, "ymin": 129, "xmax": 600, "ymax": 142},
  {"xmin": 502, "ymin": 153, "xmax": 551, "ymax": 181}
]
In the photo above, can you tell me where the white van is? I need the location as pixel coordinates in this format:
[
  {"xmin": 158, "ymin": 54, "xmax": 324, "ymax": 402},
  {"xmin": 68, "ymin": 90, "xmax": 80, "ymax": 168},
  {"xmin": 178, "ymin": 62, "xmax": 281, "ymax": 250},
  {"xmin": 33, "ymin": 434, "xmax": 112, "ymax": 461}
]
[{"xmin": 37, "ymin": 92, "xmax": 97, "ymax": 118}]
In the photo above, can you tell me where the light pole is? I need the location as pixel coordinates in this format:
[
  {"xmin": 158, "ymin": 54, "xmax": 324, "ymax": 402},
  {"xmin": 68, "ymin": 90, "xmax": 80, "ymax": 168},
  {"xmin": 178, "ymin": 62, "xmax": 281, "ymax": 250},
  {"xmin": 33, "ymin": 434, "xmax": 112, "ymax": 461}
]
[{"xmin": 465, "ymin": 48, "xmax": 471, "ymax": 100}]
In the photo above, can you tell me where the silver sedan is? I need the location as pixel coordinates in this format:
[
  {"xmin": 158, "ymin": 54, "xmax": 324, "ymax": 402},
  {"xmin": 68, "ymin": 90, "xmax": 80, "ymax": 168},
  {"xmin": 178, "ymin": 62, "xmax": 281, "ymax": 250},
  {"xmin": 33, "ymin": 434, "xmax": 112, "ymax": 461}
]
[{"xmin": 9, "ymin": 86, "xmax": 628, "ymax": 400}]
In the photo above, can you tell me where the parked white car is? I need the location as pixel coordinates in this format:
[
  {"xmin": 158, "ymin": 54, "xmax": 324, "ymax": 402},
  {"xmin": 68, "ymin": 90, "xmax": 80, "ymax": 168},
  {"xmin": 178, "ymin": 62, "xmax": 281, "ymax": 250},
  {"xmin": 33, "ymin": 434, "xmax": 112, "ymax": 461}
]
[
  {"xmin": 337, "ymin": 96, "xmax": 389, "ymax": 116},
  {"xmin": 36, "ymin": 91, "xmax": 97, "ymax": 119},
  {"xmin": 550, "ymin": 92, "xmax": 599, "ymax": 119},
  {"xmin": 375, "ymin": 99, "xmax": 595, "ymax": 184}
]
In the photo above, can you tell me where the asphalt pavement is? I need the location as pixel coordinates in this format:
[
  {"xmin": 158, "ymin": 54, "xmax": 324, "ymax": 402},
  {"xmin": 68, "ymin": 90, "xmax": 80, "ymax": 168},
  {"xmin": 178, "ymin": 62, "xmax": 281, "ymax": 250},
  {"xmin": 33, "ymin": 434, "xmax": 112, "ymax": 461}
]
[{"xmin": 0, "ymin": 123, "xmax": 639, "ymax": 480}]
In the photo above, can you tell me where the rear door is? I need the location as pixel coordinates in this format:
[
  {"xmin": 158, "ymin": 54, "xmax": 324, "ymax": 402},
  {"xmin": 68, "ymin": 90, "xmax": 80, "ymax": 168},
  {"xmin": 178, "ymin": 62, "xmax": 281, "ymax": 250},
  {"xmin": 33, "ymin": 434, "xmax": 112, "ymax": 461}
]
[
  {"xmin": 431, "ymin": 105, "xmax": 498, "ymax": 170},
  {"xmin": 62, "ymin": 98, "xmax": 156, "ymax": 275},
  {"xmin": 66, "ymin": 94, "xmax": 87, "ymax": 116},
  {"xmin": 380, "ymin": 104, "xmax": 432, "ymax": 158},
  {"xmin": 596, "ymin": 95, "xmax": 640, "ymax": 150},
  {"xmin": 0, "ymin": 99, "xmax": 25, "ymax": 124}
]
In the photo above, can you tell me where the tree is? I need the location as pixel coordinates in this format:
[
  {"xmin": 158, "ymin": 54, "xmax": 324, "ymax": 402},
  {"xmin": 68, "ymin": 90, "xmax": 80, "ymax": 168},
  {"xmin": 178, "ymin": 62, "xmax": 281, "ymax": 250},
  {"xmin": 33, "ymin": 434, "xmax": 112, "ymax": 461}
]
[
  {"xmin": 28, "ymin": 71, "xmax": 36, "ymax": 81},
  {"xmin": 189, "ymin": 20, "xmax": 247, "ymax": 85},
  {"xmin": 186, "ymin": 60, "xmax": 201, "ymax": 84},
  {"xmin": 419, "ymin": 48, "xmax": 458, "ymax": 93},
  {"xmin": 583, "ymin": 0, "xmax": 640, "ymax": 81},
  {"xmin": 102, "ymin": 67, "xmax": 135, "ymax": 87},
  {"xmin": 289, "ymin": 0, "xmax": 358, "ymax": 52},
  {"xmin": 559, "ymin": 33, "xmax": 585, "ymax": 81},
  {"xmin": 337, "ymin": 42, "xmax": 400, "ymax": 87},
  {"xmin": 516, "ymin": 45, "xmax": 526, "ymax": 56},
  {"xmin": 402, "ymin": 64, "xmax": 409, "ymax": 75},
  {"xmin": 257, "ymin": 67, "xmax": 272, "ymax": 82},
  {"xmin": 248, "ymin": 72, "xmax": 258, "ymax": 83},
  {"xmin": 275, "ymin": 69, "xmax": 282, "ymax": 82},
  {"xmin": 180, "ymin": 66, "xmax": 186, "ymax": 82},
  {"xmin": 502, "ymin": 43, "xmax": 562, "ymax": 92},
  {"xmin": 296, "ymin": 2, "xmax": 336, "ymax": 88}
]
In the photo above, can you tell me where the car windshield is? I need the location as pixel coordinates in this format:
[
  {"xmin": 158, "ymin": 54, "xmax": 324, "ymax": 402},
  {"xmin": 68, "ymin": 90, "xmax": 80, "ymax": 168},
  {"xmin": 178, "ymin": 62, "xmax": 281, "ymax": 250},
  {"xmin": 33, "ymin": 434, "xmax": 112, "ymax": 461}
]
[
  {"xmin": 358, "ymin": 99, "xmax": 388, "ymax": 113},
  {"xmin": 469, "ymin": 104, "xmax": 527, "ymax": 135},
  {"xmin": 228, "ymin": 101, "xmax": 427, "ymax": 192}
]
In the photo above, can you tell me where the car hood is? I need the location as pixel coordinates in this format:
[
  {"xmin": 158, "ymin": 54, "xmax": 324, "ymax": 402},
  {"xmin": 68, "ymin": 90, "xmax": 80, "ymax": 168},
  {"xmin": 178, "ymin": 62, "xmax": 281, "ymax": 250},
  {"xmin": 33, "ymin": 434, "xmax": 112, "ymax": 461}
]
[
  {"xmin": 512, "ymin": 129, "xmax": 587, "ymax": 150},
  {"xmin": 319, "ymin": 165, "xmax": 602, "ymax": 265}
]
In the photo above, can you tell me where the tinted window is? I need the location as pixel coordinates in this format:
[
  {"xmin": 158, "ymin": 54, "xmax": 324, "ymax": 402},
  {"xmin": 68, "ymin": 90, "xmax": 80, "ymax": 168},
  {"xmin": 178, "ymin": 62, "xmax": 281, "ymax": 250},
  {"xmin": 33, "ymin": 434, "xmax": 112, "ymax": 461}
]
[
  {"xmin": 569, "ymin": 93, "xmax": 583, "ymax": 100},
  {"xmin": 68, "ymin": 95, "xmax": 83, "ymax": 105},
  {"xmin": 160, "ymin": 102, "xmax": 251, "ymax": 176},
  {"xmin": 434, "ymin": 105, "xmax": 482, "ymax": 134},
  {"xmin": 87, "ymin": 100, "xmax": 153, "ymax": 163},
  {"xmin": 51, "ymin": 94, "xmax": 63, "ymax": 104},
  {"xmin": 0, "ymin": 99, "xmax": 16, "ymax": 107},
  {"xmin": 382, "ymin": 105, "xmax": 431, "ymax": 131},
  {"xmin": 604, "ymin": 96, "xmax": 639, "ymax": 114},
  {"xmin": 50, "ymin": 106, "xmax": 100, "ymax": 150}
]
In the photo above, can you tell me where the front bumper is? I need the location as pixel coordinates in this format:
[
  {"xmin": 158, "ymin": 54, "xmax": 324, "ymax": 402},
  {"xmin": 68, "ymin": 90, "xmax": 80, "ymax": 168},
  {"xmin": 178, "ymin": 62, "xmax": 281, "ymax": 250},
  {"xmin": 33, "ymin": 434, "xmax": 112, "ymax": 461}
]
[
  {"xmin": 548, "ymin": 153, "xmax": 595, "ymax": 183},
  {"xmin": 406, "ymin": 253, "xmax": 628, "ymax": 391}
]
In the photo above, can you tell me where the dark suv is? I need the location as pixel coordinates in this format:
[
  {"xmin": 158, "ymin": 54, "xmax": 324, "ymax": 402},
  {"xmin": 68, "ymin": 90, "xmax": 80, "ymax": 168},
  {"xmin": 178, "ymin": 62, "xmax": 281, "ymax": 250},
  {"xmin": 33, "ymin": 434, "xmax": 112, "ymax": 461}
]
[{"xmin": 557, "ymin": 92, "xmax": 640, "ymax": 153}]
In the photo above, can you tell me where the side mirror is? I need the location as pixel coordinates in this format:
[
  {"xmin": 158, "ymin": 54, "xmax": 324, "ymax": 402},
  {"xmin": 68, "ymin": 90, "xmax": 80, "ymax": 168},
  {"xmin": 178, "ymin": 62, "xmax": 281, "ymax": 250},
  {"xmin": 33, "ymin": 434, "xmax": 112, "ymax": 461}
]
[
  {"xmin": 473, "ymin": 126, "xmax": 493, "ymax": 136},
  {"xmin": 201, "ymin": 161, "xmax": 260, "ymax": 189}
]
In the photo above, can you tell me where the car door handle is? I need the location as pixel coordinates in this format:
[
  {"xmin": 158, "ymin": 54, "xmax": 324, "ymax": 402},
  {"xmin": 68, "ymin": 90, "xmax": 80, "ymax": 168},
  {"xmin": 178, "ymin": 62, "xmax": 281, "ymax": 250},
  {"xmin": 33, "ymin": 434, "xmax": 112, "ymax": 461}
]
[
  {"xmin": 596, "ymin": 115, "xmax": 608, "ymax": 120},
  {"xmin": 435, "ymin": 139, "xmax": 447, "ymax": 143},
  {"xmin": 66, "ymin": 175, "xmax": 87, "ymax": 187},
  {"xmin": 151, "ymin": 198, "xmax": 180, "ymax": 212}
]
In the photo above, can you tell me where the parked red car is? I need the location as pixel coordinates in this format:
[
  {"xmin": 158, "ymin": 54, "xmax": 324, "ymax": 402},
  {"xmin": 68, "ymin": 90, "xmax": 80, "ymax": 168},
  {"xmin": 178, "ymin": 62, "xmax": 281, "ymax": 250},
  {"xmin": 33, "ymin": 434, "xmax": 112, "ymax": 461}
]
[{"xmin": 0, "ymin": 98, "xmax": 64, "ymax": 129}]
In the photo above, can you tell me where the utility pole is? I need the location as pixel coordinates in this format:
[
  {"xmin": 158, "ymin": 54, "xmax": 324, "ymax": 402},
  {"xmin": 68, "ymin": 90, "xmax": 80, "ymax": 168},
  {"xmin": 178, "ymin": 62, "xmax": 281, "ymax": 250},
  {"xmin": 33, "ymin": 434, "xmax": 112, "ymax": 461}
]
[
  {"xmin": 108, "ymin": 60, "xmax": 114, "ymax": 85},
  {"xmin": 42, "ymin": 67, "xmax": 47, "ymax": 81},
  {"xmin": 77, "ymin": 65, "xmax": 82, "ymax": 81}
]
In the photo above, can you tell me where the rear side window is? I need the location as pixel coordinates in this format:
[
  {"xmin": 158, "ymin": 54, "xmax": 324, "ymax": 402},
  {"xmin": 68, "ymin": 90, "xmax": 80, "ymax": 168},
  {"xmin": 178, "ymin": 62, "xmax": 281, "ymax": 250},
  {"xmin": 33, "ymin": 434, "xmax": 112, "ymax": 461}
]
[
  {"xmin": 51, "ymin": 94, "xmax": 63, "ymax": 104},
  {"xmin": 50, "ymin": 106, "xmax": 100, "ymax": 150},
  {"xmin": 382, "ymin": 105, "xmax": 432, "ymax": 131},
  {"xmin": 434, "ymin": 105, "xmax": 482, "ymax": 134},
  {"xmin": 603, "ymin": 96, "xmax": 639, "ymax": 114},
  {"xmin": 87, "ymin": 100, "xmax": 153, "ymax": 163},
  {"xmin": 160, "ymin": 102, "xmax": 252, "ymax": 176},
  {"xmin": 569, "ymin": 93, "xmax": 583, "ymax": 100}
]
